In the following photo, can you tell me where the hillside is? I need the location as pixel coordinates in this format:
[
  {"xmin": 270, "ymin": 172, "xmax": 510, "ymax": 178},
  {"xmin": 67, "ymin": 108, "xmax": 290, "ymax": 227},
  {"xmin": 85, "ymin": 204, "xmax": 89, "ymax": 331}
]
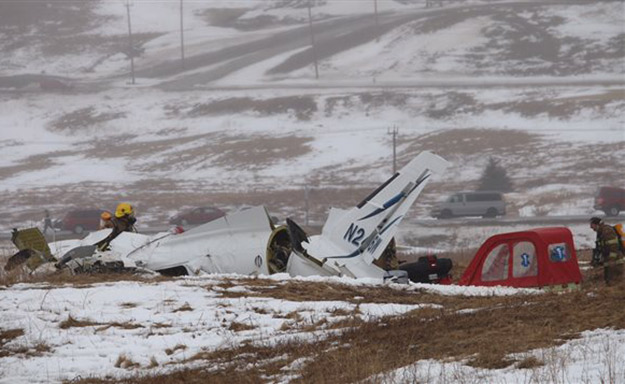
[
  {"xmin": 1, "ymin": 1, "xmax": 623, "ymax": 253},
  {"xmin": 0, "ymin": 1, "xmax": 624, "ymax": 383}
]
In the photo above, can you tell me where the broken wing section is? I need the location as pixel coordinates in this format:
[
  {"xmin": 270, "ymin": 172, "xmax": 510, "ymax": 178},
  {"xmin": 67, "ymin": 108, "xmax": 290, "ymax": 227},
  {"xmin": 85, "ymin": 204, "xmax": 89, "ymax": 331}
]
[
  {"xmin": 293, "ymin": 151, "xmax": 449, "ymax": 278},
  {"xmin": 128, "ymin": 206, "xmax": 275, "ymax": 276}
]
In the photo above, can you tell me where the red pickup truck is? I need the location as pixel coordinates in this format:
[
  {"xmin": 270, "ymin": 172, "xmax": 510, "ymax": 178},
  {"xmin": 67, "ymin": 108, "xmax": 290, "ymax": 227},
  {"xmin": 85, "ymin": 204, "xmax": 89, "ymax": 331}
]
[{"xmin": 594, "ymin": 186, "xmax": 625, "ymax": 216}]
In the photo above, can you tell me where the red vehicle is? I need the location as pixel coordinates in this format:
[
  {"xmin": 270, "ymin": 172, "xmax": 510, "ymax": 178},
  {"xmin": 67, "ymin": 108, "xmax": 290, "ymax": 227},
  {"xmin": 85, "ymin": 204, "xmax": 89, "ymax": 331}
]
[
  {"xmin": 594, "ymin": 186, "xmax": 625, "ymax": 217},
  {"xmin": 459, "ymin": 227, "xmax": 582, "ymax": 289},
  {"xmin": 55, "ymin": 209, "xmax": 107, "ymax": 234},
  {"xmin": 169, "ymin": 206, "xmax": 226, "ymax": 226}
]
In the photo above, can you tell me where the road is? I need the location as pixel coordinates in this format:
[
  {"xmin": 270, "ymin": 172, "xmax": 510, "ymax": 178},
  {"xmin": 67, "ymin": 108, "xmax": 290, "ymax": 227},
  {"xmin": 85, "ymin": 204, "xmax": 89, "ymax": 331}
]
[
  {"xmin": 5, "ymin": 0, "xmax": 616, "ymax": 93},
  {"xmin": 150, "ymin": 1, "xmax": 589, "ymax": 91}
]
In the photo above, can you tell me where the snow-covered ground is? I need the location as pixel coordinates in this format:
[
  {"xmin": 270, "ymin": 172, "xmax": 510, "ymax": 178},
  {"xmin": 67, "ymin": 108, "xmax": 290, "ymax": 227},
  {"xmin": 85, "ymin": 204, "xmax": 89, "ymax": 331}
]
[
  {"xmin": 2, "ymin": 274, "xmax": 623, "ymax": 384},
  {"xmin": 381, "ymin": 327, "xmax": 625, "ymax": 383},
  {"xmin": 0, "ymin": 2, "xmax": 624, "ymax": 381}
]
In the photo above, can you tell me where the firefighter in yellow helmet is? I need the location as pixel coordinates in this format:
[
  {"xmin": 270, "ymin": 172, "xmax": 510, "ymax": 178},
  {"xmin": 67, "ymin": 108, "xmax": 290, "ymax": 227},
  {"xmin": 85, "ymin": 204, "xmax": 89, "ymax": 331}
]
[{"xmin": 95, "ymin": 203, "xmax": 137, "ymax": 251}]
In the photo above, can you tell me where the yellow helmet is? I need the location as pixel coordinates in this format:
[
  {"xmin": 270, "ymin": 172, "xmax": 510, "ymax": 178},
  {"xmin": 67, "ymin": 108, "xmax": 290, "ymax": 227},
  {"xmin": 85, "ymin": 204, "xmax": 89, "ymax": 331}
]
[
  {"xmin": 101, "ymin": 211, "xmax": 112, "ymax": 221},
  {"xmin": 115, "ymin": 203, "xmax": 134, "ymax": 218}
]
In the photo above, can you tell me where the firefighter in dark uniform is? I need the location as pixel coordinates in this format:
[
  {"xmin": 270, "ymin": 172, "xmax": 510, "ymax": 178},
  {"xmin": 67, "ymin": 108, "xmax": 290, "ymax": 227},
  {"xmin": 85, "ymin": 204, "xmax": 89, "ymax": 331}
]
[
  {"xmin": 590, "ymin": 217, "xmax": 624, "ymax": 286},
  {"xmin": 95, "ymin": 203, "xmax": 137, "ymax": 251}
]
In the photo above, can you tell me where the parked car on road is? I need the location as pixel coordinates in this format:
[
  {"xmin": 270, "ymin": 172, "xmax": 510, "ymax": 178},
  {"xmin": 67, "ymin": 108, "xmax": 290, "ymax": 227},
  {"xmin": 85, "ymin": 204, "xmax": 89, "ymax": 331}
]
[
  {"xmin": 169, "ymin": 206, "xmax": 226, "ymax": 226},
  {"xmin": 54, "ymin": 209, "xmax": 107, "ymax": 234},
  {"xmin": 594, "ymin": 186, "xmax": 625, "ymax": 216},
  {"xmin": 431, "ymin": 191, "xmax": 506, "ymax": 219}
]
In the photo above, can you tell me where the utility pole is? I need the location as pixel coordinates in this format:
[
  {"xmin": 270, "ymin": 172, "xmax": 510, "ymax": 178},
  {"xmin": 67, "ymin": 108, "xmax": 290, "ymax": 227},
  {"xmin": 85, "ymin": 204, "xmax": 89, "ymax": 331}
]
[
  {"xmin": 374, "ymin": 0, "xmax": 380, "ymax": 42},
  {"xmin": 125, "ymin": 0, "xmax": 135, "ymax": 85},
  {"xmin": 388, "ymin": 126, "xmax": 399, "ymax": 173},
  {"xmin": 307, "ymin": 1, "xmax": 319, "ymax": 80},
  {"xmin": 180, "ymin": 0, "xmax": 185, "ymax": 69},
  {"xmin": 304, "ymin": 185, "xmax": 310, "ymax": 226}
]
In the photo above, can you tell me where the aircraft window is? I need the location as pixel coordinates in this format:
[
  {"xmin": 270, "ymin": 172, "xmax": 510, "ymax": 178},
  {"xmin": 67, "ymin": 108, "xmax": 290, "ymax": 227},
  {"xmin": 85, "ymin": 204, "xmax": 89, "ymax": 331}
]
[
  {"xmin": 548, "ymin": 243, "xmax": 570, "ymax": 262},
  {"xmin": 512, "ymin": 241, "xmax": 538, "ymax": 278},
  {"xmin": 466, "ymin": 193, "xmax": 502, "ymax": 202},
  {"xmin": 481, "ymin": 243, "xmax": 509, "ymax": 281}
]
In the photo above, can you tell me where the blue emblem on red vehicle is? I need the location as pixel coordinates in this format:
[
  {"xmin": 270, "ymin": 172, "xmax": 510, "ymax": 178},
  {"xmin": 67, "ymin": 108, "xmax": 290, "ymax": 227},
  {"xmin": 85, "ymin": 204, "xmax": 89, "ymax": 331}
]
[{"xmin": 550, "ymin": 246, "xmax": 566, "ymax": 261}]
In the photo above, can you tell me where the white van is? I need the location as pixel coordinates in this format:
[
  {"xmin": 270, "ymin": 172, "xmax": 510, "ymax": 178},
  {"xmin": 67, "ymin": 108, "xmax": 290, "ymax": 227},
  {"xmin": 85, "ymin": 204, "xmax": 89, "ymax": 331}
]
[{"xmin": 431, "ymin": 191, "xmax": 506, "ymax": 219}]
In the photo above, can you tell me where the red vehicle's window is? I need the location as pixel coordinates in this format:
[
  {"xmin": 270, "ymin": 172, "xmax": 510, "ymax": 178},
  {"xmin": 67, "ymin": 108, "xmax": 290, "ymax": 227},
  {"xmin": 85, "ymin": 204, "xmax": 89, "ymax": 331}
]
[
  {"xmin": 482, "ymin": 244, "xmax": 509, "ymax": 282},
  {"xmin": 512, "ymin": 241, "xmax": 538, "ymax": 278}
]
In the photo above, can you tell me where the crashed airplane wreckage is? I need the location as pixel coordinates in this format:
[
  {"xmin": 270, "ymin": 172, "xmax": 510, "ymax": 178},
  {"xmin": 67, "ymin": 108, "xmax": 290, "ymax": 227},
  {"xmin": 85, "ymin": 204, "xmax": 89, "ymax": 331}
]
[{"xmin": 6, "ymin": 151, "xmax": 451, "ymax": 283}]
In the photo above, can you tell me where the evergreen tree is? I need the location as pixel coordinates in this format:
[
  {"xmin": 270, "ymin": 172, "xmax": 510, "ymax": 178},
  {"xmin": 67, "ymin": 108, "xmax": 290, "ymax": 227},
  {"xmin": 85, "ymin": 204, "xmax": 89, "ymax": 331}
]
[{"xmin": 478, "ymin": 157, "xmax": 513, "ymax": 192}]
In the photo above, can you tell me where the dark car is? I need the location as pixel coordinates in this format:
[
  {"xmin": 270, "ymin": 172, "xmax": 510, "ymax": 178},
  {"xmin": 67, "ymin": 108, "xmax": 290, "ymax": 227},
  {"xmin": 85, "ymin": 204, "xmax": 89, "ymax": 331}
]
[
  {"xmin": 55, "ymin": 209, "xmax": 106, "ymax": 234},
  {"xmin": 594, "ymin": 186, "xmax": 625, "ymax": 216},
  {"xmin": 169, "ymin": 206, "xmax": 226, "ymax": 226}
]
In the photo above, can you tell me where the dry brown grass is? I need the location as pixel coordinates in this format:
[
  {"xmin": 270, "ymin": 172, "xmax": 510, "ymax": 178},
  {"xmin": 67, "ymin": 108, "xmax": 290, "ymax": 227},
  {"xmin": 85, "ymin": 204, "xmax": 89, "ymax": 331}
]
[
  {"xmin": 517, "ymin": 355, "xmax": 544, "ymax": 369},
  {"xmin": 228, "ymin": 321, "xmax": 256, "ymax": 332},
  {"xmin": 49, "ymin": 106, "xmax": 126, "ymax": 132},
  {"xmin": 66, "ymin": 269, "xmax": 625, "ymax": 384},
  {"xmin": 0, "ymin": 328, "xmax": 24, "ymax": 347},
  {"xmin": 295, "ymin": 285, "xmax": 625, "ymax": 382},
  {"xmin": 172, "ymin": 303, "xmax": 193, "ymax": 313},
  {"xmin": 115, "ymin": 354, "xmax": 141, "ymax": 369},
  {"xmin": 187, "ymin": 96, "xmax": 318, "ymax": 121},
  {"xmin": 96, "ymin": 322, "xmax": 144, "ymax": 332},
  {"xmin": 402, "ymin": 128, "xmax": 539, "ymax": 159},
  {"xmin": 59, "ymin": 315, "xmax": 102, "ymax": 329},
  {"xmin": 165, "ymin": 344, "xmax": 188, "ymax": 356},
  {"xmin": 1, "ymin": 327, "xmax": 52, "ymax": 358},
  {"xmin": 0, "ymin": 264, "xmax": 172, "ymax": 288},
  {"xmin": 1, "ymin": 124, "xmax": 619, "ymax": 234},
  {"xmin": 489, "ymin": 89, "xmax": 625, "ymax": 119}
]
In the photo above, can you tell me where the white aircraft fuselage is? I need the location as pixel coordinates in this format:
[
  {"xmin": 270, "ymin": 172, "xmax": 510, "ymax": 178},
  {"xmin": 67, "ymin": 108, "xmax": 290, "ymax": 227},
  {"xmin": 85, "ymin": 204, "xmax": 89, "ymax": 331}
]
[{"xmin": 50, "ymin": 151, "xmax": 449, "ymax": 281}]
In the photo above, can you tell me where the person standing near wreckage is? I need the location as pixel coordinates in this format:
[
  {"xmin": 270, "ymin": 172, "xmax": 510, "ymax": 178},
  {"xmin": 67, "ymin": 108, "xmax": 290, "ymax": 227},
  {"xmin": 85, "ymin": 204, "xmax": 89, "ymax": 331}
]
[
  {"xmin": 43, "ymin": 209, "xmax": 53, "ymax": 234},
  {"xmin": 590, "ymin": 216, "xmax": 624, "ymax": 286},
  {"xmin": 99, "ymin": 211, "xmax": 114, "ymax": 230},
  {"xmin": 96, "ymin": 203, "xmax": 137, "ymax": 251}
]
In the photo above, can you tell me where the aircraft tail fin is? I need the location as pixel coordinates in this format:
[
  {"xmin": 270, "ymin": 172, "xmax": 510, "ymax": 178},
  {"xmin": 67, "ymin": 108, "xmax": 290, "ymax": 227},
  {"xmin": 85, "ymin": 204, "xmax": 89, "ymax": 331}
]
[{"xmin": 320, "ymin": 151, "xmax": 449, "ymax": 265}]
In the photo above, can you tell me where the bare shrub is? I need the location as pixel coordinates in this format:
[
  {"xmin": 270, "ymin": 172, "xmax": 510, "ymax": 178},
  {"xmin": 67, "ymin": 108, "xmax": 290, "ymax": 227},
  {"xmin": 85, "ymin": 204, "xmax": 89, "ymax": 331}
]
[
  {"xmin": 96, "ymin": 322, "xmax": 143, "ymax": 332},
  {"xmin": 147, "ymin": 356, "xmax": 159, "ymax": 369},
  {"xmin": 59, "ymin": 315, "xmax": 102, "ymax": 329},
  {"xmin": 49, "ymin": 107, "xmax": 126, "ymax": 133},
  {"xmin": 165, "ymin": 344, "xmax": 187, "ymax": 356},
  {"xmin": 0, "ymin": 328, "xmax": 25, "ymax": 346},
  {"xmin": 187, "ymin": 96, "xmax": 318, "ymax": 121},
  {"xmin": 599, "ymin": 335, "xmax": 622, "ymax": 384},
  {"xmin": 229, "ymin": 322, "xmax": 255, "ymax": 332},
  {"xmin": 172, "ymin": 303, "xmax": 193, "ymax": 312},
  {"xmin": 115, "ymin": 354, "xmax": 140, "ymax": 369},
  {"xmin": 517, "ymin": 355, "xmax": 544, "ymax": 369}
]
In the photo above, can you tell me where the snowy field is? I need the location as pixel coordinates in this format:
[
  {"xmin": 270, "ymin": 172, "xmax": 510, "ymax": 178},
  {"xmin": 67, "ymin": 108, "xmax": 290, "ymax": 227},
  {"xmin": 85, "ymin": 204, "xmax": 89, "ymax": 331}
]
[
  {"xmin": 0, "ymin": 1, "xmax": 624, "ymax": 382},
  {"xmin": 1, "ymin": 274, "xmax": 624, "ymax": 384}
]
